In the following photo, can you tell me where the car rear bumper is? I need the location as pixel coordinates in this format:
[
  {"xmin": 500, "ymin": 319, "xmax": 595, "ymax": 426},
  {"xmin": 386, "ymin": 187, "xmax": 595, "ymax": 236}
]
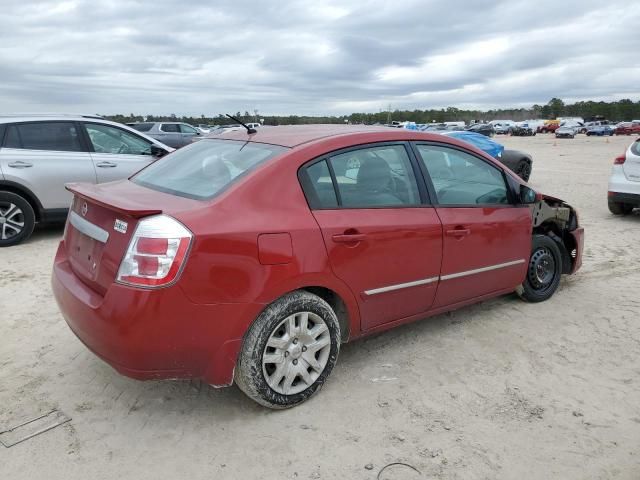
[
  {"xmin": 608, "ymin": 165, "xmax": 640, "ymax": 199},
  {"xmin": 608, "ymin": 191, "xmax": 640, "ymax": 206},
  {"xmin": 52, "ymin": 241, "xmax": 264, "ymax": 386}
]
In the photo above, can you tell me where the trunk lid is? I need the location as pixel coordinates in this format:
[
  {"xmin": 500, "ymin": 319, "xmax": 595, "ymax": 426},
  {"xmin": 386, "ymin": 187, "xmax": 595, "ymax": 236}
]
[
  {"xmin": 623, "ymin": 141, "xmax": 640, "ymax": 182},
  {"xmin": 63, "ymin": 180, "xmax": 198, "ymax": 295}
]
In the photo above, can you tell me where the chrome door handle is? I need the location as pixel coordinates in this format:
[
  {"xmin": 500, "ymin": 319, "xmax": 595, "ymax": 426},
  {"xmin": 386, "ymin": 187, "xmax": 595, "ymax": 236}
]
[
  {"xmin": 96, "ymin": 161, "xmax": 117, "ymax": 168},
  {"xmin": 8, "ymin": 161, "xmax": 33, "ymax": 168}
]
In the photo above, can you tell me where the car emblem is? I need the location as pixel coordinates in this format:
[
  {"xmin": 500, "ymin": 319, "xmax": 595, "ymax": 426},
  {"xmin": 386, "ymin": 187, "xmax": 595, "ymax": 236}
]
[
  {"xmin": 81, "ymin": 202, "xmax": 88, "ymax": 217},
  {"xmin": 114, "ymin": 219, "xmax": 128, "ymax": 234}
]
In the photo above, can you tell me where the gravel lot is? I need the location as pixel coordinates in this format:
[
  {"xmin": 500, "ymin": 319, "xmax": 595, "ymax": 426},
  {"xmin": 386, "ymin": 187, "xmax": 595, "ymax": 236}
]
[{"xmin": 1, "ymin": 134, "xmax": 639, "ymax": 479}]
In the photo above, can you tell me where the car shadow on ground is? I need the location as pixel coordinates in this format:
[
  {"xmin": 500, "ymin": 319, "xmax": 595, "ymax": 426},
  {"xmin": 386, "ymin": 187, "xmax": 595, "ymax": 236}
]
[{"xmin": 26, "ymin": 223, "xmax": 65, "ymax": 244}]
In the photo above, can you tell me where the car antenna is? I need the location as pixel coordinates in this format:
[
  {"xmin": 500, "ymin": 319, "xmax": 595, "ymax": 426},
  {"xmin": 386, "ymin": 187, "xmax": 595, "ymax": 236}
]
[{"xmin": 225, "ymin": 114, "xmax": 257, "ymax": 134}]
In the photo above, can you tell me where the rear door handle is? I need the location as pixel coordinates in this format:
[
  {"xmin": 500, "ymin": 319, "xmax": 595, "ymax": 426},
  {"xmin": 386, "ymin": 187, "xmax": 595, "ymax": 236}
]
[
  {"xmin": 445, "ymin": 228, "xmax": 471, "ymax": 237},
  {"xmin": 332, "ymin": 233, "xmax": 367, "ymax": 243},
  {"xmin": 8, "ymin": 161, "xmax": 33, "ymax": 168},
  {"xmin": 96, "ymin": 161, "xmax": 117, "ymax": 168}
]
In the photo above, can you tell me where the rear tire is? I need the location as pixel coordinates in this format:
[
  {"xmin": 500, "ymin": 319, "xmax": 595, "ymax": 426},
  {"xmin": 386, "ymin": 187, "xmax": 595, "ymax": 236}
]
[
  {"xmin": 235, "ymin": 291, "xmax": 341, "ymax": 409},
  {"xmin": 608, "ymin": 200, "xmax": 634, "ymax": 215},
  {"xmin": 0, "ymin": 191, "xmax": 35, "ymax": 247},
  {"xmin": 516, "ymin": 235, "xmax": 563, "ymax": 303}
]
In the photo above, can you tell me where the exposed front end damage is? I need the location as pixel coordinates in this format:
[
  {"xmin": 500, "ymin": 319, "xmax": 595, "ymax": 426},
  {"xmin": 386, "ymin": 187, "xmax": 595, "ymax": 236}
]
[{"xmin": 531, "ymin": 196, "xmax": 584, "ymax": 274}]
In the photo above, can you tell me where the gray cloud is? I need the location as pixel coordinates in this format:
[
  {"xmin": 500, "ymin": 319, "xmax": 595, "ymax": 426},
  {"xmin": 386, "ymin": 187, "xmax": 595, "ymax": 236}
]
[{"xmin": 0, "ymin": 0, "xmax": 638, "ymax": 116}]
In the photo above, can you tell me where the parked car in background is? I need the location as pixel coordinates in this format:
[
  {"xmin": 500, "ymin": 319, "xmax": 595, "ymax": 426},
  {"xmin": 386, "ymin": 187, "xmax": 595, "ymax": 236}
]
[
  {"xmin": 538, "ymin": 120, "xmax": 560, "ymax": 133},
  {"xmin": 129, "ymin": 122, "xmax": 202, "ymax": 148},
  {"xmin": 440, "ymin": 131, "xmax": 504, "ymax": 159},
  {"xmin": 519, "ymin": 120, "xmax": 545, "ymax": 132},
  {"xmin": 608, "ymin": 138, "xmax": 640, "ymax": 214},
  {"xmin": 490, "ymin": 121, "xmax": 515, "ymax": 135},
  {"xmin": 586, "ymin": 125, "xmax": 615, "ymax": 136},
  {"xmin": 52, "ymin": 125, "xmax": 583, "ymax": 408},
  {"xmin": 511, "ymin": 124, "xmax": 536, "ymax": 136},
  {"xmin": 465, "ymin": 123, "xmax": 495, "ymax": 137},
  {"xmin": 0, "ymin": 115, "xmax": 173, "ymax": 246},
  {"xmin": 614, "ymin": 122, "xmax": 640, "ymax": 135},
  {"xmin": 440, "ymin": 131, "xmax": 533, "ymax": 181},
  {"xmin": 555, "ymin": 126, "xmax": 576, "ymax": 139}
]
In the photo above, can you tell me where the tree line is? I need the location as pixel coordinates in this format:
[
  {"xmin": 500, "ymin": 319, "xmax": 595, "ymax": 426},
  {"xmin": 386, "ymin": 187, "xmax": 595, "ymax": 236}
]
[{"xmin": 103, "ymin": 98, "xmax": 640, "ymax": 126}]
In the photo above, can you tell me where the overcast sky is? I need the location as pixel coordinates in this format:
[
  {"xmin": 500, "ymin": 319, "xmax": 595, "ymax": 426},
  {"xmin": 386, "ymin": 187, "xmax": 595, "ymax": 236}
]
[{"xmin": 1, "ymin": 0, "xmax": 639, "ymax": 116}]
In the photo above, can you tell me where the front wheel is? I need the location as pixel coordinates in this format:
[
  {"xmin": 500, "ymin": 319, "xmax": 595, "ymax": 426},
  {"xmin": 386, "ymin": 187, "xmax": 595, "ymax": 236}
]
[
  {"xmin": 235, "ymin": 291, "xmax": 341, "ymax": 409},
  {"xmin": 516, "ymin": 235, "xmax": 563, "ymax": 303}
]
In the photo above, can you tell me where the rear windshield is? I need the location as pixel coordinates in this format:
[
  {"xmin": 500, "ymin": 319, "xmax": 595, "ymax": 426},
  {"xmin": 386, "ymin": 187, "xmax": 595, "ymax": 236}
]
[
  {"xmin": 133, "ymin": 139, "xmax": 287, "ymax": 200},
  {"xmin": 130, "ymin": 123, "xmax": 154, "ymax": 132}
]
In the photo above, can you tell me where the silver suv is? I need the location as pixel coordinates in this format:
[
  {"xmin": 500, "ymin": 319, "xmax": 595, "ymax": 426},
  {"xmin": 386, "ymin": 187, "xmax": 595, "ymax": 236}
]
[
  {"xmin": 0, "ymin": 115, "xmax": 173, "ymax": 246},
  {"xmin": 127, "ymin": 122, "xmax": 202, "ymax": 148}
]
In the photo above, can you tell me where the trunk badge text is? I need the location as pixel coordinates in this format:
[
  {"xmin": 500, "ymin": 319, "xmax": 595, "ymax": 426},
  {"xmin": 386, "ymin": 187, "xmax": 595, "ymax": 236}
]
[{"xmin": 114, "ymin": 219, "xmax": 128, "ymax": 234}]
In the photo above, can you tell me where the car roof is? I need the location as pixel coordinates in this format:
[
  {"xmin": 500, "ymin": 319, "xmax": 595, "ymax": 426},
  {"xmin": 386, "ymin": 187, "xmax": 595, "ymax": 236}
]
[
  {"xmin": 208, "ymin": 124, "xmax": 433, "ymax": 148},
  {"xmin": 0, "ymin": 114, "xmax": 104, "ymax": 124}
]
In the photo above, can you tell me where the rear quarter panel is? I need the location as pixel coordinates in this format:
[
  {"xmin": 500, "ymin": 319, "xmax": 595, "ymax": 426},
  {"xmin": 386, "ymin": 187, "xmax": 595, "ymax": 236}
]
[{"xmin": 173, "ymin": 147, "xmax": 363, "ymax": 336}]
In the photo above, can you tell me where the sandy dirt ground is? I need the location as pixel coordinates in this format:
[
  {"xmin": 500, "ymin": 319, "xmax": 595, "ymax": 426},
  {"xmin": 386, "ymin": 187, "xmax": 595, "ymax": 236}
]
[{"xmin": 1, "ymin": 134, "xmax": 639, "ymax": 479}]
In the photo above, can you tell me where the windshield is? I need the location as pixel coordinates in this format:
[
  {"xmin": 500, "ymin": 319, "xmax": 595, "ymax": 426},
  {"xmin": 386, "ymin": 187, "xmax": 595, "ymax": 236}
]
[{"xmin": 133, "ymin": 139, "xmax": 287, "ymax": 200}]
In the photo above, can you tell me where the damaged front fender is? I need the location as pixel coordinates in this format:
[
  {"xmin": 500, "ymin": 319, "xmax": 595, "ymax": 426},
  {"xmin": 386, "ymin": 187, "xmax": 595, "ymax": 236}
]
[{"xmin": 530, "ymin": 196, "xmax": 583, "ymax": 274}]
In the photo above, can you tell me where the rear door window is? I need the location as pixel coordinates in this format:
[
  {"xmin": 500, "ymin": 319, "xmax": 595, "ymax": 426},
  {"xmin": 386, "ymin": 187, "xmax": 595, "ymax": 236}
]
[
  {"xmin": 329, "ymin": 145, "xmax": 420, "ymax": 208},
  {"xmin": 180, "ymin": 124, "xmax": 198, "ymax": 134},
  {"xmin": 300, "ymin": 144, "xmax": 421, "ymax": 209},
  {"xmin": 299, "ymin": 160, "xmax": 339, "ymax": 209},
  {"xmin": 84, "ymin": 123, "xmax": 152, "ymax": 155},
  {"xmin": 160, "ymin": 123, "xmax": 180, "ymax": 133},
  {"xmin": 3, "ymin": 122, "xmax": 83, "ymax": 152},
  {"xmin": 133, "ymin": 139, "xmax": 286, "ymax": 200}
]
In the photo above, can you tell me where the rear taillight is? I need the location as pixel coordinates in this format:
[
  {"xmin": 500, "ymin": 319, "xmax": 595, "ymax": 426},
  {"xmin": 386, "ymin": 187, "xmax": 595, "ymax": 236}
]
[
  {"xmin": 614, "ymin": 153, "xmax": 626, "ymax": 165},
  {"xmin": 117, "ymin": 215, "xmax": 192, "ymax": 288}
]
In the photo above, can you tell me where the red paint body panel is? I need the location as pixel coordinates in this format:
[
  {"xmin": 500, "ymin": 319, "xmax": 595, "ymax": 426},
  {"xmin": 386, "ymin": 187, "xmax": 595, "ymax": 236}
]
[
  {"xmin": 433, "ymin": 206, "xmax": 532, "ymax": 307},
  {"xmin": 312, "ymin": 208, "xmax": 442, "ymax": 330},
  {"xmin": 258, "ymin": 233, "xmax": 293, "ymax": 265},
  {"xmin": 51, "ymin": 126, "xmax": 584, "ymax": 387},
  {"xmin": 52, "ymin": 243, "xmax": 266, "ymax": 385}
]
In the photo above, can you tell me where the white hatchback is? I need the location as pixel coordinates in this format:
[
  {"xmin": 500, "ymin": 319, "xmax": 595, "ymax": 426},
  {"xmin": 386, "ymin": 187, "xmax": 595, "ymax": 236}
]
[{"xmin": 608, "ymin": 138, "xmax": 640, "ymax": 214}]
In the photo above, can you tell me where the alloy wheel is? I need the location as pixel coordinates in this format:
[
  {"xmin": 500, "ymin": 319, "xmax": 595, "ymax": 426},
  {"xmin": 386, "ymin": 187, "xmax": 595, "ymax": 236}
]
[
  {"xmin": 0, "ymin": 202, "xmax": 25, "ymax": 240},
  {"xmin": 262, "ymin": 311, "xmax": 331, "ymax": 395}
]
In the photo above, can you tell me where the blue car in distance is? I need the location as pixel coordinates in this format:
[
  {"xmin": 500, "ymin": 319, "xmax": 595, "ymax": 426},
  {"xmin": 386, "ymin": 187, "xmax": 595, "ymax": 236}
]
[
  {"xmin": 439, "ymin": 130, "xmax": 533, "ymax": 181},
  {"xmin": 440, "ymin": 130, "xmax": 504, "ymax": 158},
  {"xmin": 586, "ymin": 125, "xmax": 615, "ymax": 136}
]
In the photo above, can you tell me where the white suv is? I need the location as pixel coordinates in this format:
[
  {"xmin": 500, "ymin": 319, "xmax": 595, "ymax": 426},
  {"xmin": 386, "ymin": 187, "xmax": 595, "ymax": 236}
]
[
  {"xmin": 608, "ymin": 138, "xmax": 640, "ymax": 215},
  {"xmin": 0, "ymin": 115, "xmax": 173, "ymax": 246}
]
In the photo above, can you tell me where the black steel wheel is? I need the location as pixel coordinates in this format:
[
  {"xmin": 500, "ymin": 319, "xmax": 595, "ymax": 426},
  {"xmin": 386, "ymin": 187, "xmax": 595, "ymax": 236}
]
[{"xmin": 516, "ymin": 235, "xmax": 563, "ymax": 302}]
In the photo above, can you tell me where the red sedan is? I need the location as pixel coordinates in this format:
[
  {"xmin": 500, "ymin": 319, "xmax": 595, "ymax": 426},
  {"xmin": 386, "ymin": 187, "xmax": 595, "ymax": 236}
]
[
  {"xmin": 615, "ymin": 122, "xmax": 640, "ymax": 135},
  {"xmin": 52, "ymin": 125, "xmax": 584, "ymax": 408}
]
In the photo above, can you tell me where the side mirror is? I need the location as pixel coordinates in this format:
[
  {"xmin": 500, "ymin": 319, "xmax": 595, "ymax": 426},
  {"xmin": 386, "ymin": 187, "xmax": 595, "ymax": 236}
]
[
  {"xmin": 520, "ymin": 185, "xmax": 537, "ymax": 204},
  {"xmin": 150, "ymin": 144, "xmax": 168, "ymax": 158}
]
